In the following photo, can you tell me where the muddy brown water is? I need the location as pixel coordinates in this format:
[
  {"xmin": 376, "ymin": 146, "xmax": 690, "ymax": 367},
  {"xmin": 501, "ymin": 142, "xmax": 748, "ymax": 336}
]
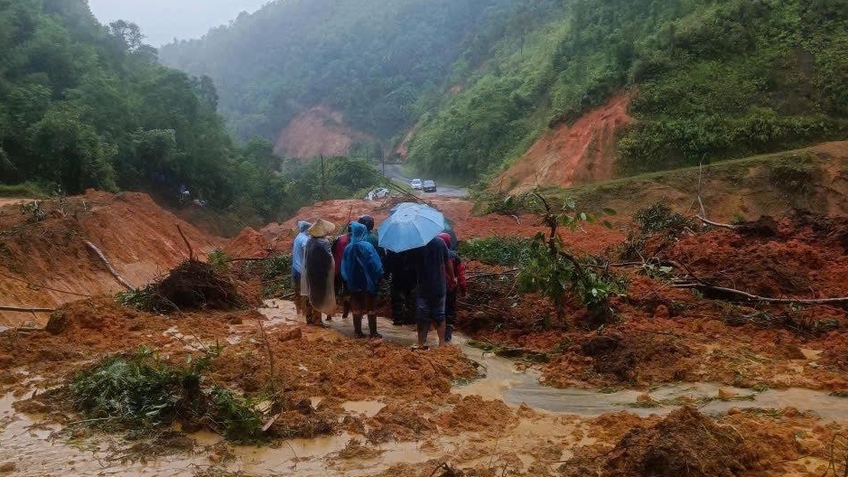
[{"xmin": 2, "ymin": 299, "xmax": 848, "ymax": 476}]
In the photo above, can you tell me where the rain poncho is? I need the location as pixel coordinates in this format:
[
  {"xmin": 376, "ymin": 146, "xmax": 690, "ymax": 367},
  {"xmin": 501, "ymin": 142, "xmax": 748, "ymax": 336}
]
[
  {"xmin": 301, "ymin": 236, "xmax": 336, "ymax": 314},
  {"xmin": 291, "ymin": 220, "xmax": 311, "ymax": 275},
  {"xmin": 341, "ymin": 222, "xmax": 384, "ymax": 295}
]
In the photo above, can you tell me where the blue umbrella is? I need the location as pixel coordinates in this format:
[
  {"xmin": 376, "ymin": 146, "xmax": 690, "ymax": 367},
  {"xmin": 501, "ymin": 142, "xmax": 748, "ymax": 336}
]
[
  {"xmin": 378, "ymin": 204, "xmax": 446, "ymax": 252},
  {"xmin": 390, "ymin": 202, "xmax": 458, "ymax": 249},
  {"xmin": 389, "ymin": 202, "xmax": 418, "ymax": 214}
]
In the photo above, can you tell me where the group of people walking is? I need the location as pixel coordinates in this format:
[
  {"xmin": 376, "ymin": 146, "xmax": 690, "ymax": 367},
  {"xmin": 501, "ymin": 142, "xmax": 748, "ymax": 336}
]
[{"xmin": 291, "ymin": 212, "xmax": 467, "ymax": 349}]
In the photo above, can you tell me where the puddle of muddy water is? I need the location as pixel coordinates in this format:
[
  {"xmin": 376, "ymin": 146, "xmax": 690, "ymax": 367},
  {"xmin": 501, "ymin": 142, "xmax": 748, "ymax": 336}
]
[{"xmin": 261, "ymin": 303, "xmax": 848, "ymax": 421}]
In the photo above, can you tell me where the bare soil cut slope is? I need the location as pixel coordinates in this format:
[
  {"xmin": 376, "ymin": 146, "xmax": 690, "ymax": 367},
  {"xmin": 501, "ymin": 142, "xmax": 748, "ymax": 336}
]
[
  {"xmin": 274, "ymin": 106, "xmax": 372, "ymax": 159},
  {"xmin": 0, "ymin": 191, "xmax": 222, "ymax": 326},
  {"xmin": 491, "ymin": 93, "xmax": 631, "ymax": 194}
]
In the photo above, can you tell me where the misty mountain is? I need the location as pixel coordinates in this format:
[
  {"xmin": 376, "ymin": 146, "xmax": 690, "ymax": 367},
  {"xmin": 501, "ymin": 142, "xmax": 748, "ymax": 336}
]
[
  {"xmin": 159, "ymin": 0, "xmax": 520, "ymax": 144},
  {"xmin": 161, "ymin": 0, "xmax": 848, "ymax": 184}
]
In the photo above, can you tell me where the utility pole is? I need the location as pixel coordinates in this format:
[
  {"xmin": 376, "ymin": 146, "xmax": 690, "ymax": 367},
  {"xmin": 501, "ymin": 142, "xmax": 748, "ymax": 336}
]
[{"xmin": 320, "ymin": 155, "xmax": 327, "ymax": 201}]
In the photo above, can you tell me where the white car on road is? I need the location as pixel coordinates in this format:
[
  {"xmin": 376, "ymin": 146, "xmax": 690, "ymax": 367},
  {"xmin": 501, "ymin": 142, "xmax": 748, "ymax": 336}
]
[
  {"xmin": 410, "ymin": 178, "xmax": 423, "ymax": 190},
  {"xmin": 365, "ymin": 188, "xmax": 389, "ymax": 201}
]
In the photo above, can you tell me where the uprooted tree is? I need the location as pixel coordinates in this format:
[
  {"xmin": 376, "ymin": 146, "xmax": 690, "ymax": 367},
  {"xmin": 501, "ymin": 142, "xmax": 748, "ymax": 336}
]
[{"xmin": 507, "ymin": 192, "xmax": 622, "ymax": 328}]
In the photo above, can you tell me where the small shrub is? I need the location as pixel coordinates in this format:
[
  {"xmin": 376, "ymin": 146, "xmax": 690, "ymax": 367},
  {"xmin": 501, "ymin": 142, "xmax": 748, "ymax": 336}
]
[
  {"xmin": 261, "ymin": 253, "xmax": 294, "ymax": 298},
  {"xmin": 70, "ymin": 347, "xmax": 266, "ymax": 444},
  {"xmin": 457, "ymin": 236, "xmax": 533, "ymax": 267},
  {"xmin": 207, "ymin": 249, "xmax": 230, "ymax": 270},
  {"xmin": 634, "ymin": 203, "xmax": 696, "ymax": 235}
]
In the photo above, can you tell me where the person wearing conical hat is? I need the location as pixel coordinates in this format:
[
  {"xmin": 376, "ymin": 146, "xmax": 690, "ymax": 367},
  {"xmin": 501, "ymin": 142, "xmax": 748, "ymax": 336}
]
[{"xmin": 301, "ymin": 219, "xmax": 337, "ymax": 325}]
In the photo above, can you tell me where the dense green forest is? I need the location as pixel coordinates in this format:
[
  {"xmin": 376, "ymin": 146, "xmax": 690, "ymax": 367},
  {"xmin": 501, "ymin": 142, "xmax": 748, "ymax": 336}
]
[
  {"xmin": 411, "ymin": 0, "xmax": 848, "ymax": 180},
  {"xmin": 0, "ymin": 0, "xmax": 381, "ymax": 227},
  {"xmin": 159, "ymin": 0, "xmax": 519, "ymax": 143}
]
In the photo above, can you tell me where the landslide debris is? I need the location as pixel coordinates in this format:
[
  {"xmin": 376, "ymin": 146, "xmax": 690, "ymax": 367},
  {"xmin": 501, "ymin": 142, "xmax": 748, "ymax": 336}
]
[
  {"xmin": 118, "ymin": 260, "xmax": 250, "ymax": 313},
  {"xmin": 562, "ymin": 407, "xmax": 747, "ymax": 477}
]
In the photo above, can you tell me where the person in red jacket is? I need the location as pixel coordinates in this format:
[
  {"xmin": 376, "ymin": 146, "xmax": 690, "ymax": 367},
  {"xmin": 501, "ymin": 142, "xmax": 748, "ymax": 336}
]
[
  {"xmin": 330, "ymin": 224, "xmax": 352, "ymax": 320},
  {"xmin": 438, "ymin": 233, "xmax": 466, "ymax": 343}
]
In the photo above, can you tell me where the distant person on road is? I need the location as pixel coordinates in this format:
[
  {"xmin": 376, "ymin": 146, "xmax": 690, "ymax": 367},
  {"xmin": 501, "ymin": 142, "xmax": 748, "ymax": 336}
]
[
  {"xmin": 302, "ymin": 219, "xmax": 337, "ymax": 326},
  {"xmin": 410, "ymin": 236, "xmax": 455, "ymax": 348},
  {"xmin": 342, "ymin": 221, "xmax": 385, "ymax": 339},
  {"xmin": 291, "ymin": 220, "xmax": 312, "ymax": 316},
  {"xmin": 438, "ymin": 233, "xmax": 466, "ymax": 343}
]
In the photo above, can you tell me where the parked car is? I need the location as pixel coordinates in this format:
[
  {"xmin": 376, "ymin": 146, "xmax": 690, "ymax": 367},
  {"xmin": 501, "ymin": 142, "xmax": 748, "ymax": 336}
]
[
  {"xmin": 410, "ymin": 178, "xmax": 423, "ymax": 190},
  {"xmin": 423, "ymin": 180, "xmax": 437, "ymax": 192},
  {"xmin": 365, "ymin": 187, "xmax": 389, "ymax": 201}
]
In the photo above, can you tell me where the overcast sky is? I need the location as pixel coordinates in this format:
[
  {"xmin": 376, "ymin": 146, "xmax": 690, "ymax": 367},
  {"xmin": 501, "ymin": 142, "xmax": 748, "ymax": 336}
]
[{"xmin": 87, "ymin": 0, "xmax": 271, "ymax": 46}]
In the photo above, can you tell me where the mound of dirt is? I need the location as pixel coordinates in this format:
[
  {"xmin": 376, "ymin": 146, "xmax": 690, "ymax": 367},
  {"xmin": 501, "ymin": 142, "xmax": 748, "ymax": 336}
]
[
  {"xmin": 431, "ymin": 395, "xmax": 516, "ymax": 436},
  {"xmin": 662, "ymin": 215, "xmax": 848, "ymax": 298},
  {"xmin": 577, "ymin": 332, "xmax": 695, "ymax": 386},
  {"xmin": 223, "ymin": 227, "xmax": 271, "ymax": 259},
  {"xmin": 563, "ymin": 407, "xmax": 746, "ymax": 477}
]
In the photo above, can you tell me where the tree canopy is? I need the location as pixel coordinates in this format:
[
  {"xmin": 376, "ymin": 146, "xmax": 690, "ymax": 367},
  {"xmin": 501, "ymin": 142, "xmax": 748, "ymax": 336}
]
[{"xmin": 0, "ymin": 0, "xmax": 383, "ymax": 229}]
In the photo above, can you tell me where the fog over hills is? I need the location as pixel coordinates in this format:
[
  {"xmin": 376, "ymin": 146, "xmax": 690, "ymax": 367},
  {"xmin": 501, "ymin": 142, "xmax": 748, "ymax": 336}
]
[{"xmin": 87, "ymin": 0, "xmax": 269, "ymax": 46}]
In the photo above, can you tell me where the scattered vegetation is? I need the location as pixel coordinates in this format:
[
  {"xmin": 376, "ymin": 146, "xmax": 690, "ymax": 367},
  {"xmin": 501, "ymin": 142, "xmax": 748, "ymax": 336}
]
[
  {"xmin": 634, "ymin": 202, "xmax": 697, "ymax": 235},
  {"xmin": 457, "ymin": 237, "xmax": 533, "ymax": 267},
  {"xmin": 258, "ymin": 253, "xmax": 295, "ymax": 298},
  {"xmin": 69, "ymin": 347, "xmax": 266, "ymax": 443},
  {"xmin": 515, "ymin": 193, "xmax": 623, "ymax": 326}
]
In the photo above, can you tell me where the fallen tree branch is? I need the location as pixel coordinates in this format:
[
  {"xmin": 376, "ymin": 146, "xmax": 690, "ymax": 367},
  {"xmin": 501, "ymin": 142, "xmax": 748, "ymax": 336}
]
[
  {"xmin": 676, "ymin": 283, "xmax": 848, "ymax": 305},
  {"xmin": 176, "ymin": 225, "xmax": 195, "ymax": 261},
  {"xmin": 85, "ymin": 241, "xmax": 135, "ymax": 291},
  {"xmin": 0, "ymin": 305, "xmax": 55, "ymax": 313},
  {"xmin": 467, "ymin": 269, "xmax": 520, "ymax": 279},
  {"xmin": 697, "ymin": 215, "xmax": 737, "ymax": 230}
]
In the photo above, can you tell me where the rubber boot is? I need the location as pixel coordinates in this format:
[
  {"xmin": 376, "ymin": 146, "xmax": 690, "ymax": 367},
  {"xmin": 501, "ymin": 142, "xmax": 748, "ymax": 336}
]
[
  {"xmin": 368, "ymin": 314, "xmax": 382, "ymax": 339},
  {"xmin": 342, "ymin": 300, "xmax": 351, "ymax": 319},
  {"xmin": 353, "ymin": 315, "xmax": 366, "ymax": 338},
  {"xmin": 445, "ymin": 324, "xmax": 453, "ymax": 343}
]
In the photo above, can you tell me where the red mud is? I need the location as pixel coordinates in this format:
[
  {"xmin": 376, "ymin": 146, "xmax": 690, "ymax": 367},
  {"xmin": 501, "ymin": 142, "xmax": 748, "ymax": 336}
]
[
  {"xmin": 264, "ymin": 197, "xmax": 626, "ymax": 255},
  {"xmin": 222, "ymin": 227, "xmax": 271, "ymax": 259},
  {"xmin": 491, "ymin": 93, "xmax": 631, "ymax": 194},
  {"xmin": 0, "ymin": 191, "xmax": 221, "ymax": 326}
]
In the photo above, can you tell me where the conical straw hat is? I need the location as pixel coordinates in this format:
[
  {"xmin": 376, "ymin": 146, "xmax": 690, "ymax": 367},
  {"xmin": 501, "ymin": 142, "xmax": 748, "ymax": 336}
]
[{"xmin": 308, "ymin": 219, "xmax": 336, "ymax": 237}]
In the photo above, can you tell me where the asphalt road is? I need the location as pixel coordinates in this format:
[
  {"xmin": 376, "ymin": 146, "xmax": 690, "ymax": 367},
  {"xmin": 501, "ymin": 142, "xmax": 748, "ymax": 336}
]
[{"xmin": 381, "ymin": 164, "xmax": 468, "ymax": 197}]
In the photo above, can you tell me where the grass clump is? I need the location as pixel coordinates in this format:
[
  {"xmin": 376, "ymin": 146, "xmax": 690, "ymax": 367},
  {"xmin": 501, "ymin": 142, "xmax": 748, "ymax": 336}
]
[
  {"xmin": 70, "ymin": 347, "xmax": 266, "ymax": 444},
  {"xmin": 457, "ymin": 236, "xmax": 533, "ymax": 267},
  {"xmin": 634, "ymin": 203, "xmax": 696, "ymax": 235}
]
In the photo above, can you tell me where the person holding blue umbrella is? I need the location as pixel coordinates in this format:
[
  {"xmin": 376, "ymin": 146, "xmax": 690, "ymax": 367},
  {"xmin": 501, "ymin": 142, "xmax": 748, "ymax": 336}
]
[{"xmin": 378, "ymin": 204, "xmax": 455, "ymax": 348}]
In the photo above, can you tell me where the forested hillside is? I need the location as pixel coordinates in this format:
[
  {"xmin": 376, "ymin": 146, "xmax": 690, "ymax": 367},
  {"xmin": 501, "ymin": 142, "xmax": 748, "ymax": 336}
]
[
  {"xmin": 0, "ymin": 0, "xmax": 381, "ymax": 228},
  {"xmin": 159, "ymin": 0, "xmax": 519, "ymax": 144},
  {"xmin": 411, "ymin": 0, "xmax": 848, "ymax": 181},
  {"xmin": 162, "ymin": 0, "xmax": 847, "ymax": 185}
]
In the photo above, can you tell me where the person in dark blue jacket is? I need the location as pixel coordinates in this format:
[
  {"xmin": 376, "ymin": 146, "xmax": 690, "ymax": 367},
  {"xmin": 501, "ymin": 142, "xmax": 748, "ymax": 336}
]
[{"xmin": 342, "ymin": 221, "xmax": 384, "ymax": 338}]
